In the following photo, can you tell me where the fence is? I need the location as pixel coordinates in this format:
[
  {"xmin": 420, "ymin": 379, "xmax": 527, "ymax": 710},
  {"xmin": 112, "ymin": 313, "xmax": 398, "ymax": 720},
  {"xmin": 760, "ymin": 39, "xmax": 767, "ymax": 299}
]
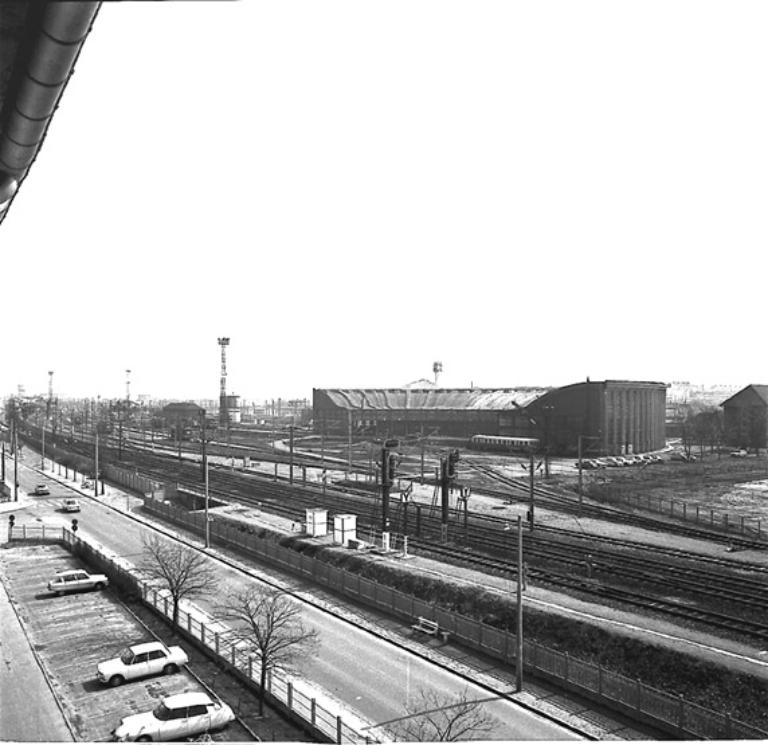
[
  {"xmin": 606, "ymin": 490, "xmax": 765, "ymax": 541},
  {"xmin": 141, "ymin": 498, "xmax": 768, "ymax": 740},
  {"xmin": 7, "ymin": 524, "xmax": 378, "ymax": 745}
]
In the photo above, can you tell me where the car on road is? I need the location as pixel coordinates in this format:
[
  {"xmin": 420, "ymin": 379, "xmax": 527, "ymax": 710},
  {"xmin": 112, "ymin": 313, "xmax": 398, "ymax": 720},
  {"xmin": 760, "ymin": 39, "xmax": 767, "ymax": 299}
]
[
  {"xmin": 48, "ymin": 569, "xmax": 108, "ymax": 595},
  {"xmin": 61, "ymin": 498, "xmax": 81, "ymax": 512},
  {"xmin": 112, "ymin": 691, "xmax": 235, "ymax": 741},
  {"xmin": 97, "ymin": 641, "xmax": 189, "ymax": 687},
  {"xmin": 32, "ymin": 484, "xmax": 50, "ymax": 496},
  {"xmin": 730, "ymin": 449, "xmax": 748, "ymax": 458}
]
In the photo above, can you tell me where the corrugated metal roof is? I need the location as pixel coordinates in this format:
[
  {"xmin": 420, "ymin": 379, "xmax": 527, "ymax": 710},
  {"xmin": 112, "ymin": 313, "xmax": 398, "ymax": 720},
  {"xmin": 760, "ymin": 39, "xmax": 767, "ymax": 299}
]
[{"xmin": 319, "ymin": 388, "xmax": 552, "ymax": 411}]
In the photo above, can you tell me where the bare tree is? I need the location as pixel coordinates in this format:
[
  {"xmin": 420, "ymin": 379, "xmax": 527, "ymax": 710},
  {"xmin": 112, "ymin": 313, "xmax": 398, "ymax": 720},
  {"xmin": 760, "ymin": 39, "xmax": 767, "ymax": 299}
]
[
  {"xmin": 390, "ymin": 687, "xmax": 498, "ymax": 741},
  {"xmin": 140, "ymin": 533, "xmax": 218, "ymax": 625},
  {"xmin": 221, "ymin": 585, "xmax": 319, "ymax": 715}
]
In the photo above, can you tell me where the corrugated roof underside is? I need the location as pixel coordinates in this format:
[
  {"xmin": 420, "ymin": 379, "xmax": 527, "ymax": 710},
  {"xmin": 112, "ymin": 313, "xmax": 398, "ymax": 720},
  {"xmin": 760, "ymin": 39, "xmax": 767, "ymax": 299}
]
[
  {"xmin": 321, "ymin": 388, "xmax": 552, "ymax": 411},
  {"xmin": 0, "ymin": 2, "xmax": 30, "ymax": 119}
]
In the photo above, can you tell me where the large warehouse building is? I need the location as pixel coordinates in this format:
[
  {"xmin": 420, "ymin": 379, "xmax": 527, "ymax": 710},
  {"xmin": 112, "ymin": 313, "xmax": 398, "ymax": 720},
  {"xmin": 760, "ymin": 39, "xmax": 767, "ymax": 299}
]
[{"xmin": 313, "ymin": 380, "xmax": 667, "ymax": 456}]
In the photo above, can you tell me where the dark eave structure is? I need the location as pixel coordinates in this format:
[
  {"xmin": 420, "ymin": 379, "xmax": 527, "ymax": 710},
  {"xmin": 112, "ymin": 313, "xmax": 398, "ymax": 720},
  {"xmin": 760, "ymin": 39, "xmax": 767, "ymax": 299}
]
[{"xmin": 0, "ymin": 0, "xmax": 101, "ymax": 224}]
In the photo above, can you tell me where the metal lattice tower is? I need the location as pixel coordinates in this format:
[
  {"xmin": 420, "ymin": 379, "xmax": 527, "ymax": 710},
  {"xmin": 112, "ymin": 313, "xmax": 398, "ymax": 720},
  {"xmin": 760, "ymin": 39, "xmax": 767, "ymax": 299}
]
[{"xmin": 217, "ymin": 337, "xmax": 230, "ymax": 426}]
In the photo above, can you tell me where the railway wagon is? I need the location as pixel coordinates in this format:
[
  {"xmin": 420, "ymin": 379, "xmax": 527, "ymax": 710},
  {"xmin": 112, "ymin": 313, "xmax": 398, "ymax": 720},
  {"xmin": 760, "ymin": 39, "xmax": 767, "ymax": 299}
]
[{"xmin": 468, "ymin": 434, "xmax": 539, "ymax": 453}]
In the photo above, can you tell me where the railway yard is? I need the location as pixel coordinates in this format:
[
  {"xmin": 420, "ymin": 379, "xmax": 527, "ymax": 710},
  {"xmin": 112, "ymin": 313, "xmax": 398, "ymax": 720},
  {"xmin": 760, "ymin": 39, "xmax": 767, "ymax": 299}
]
[{"xmin": 4, "ymin": 422, "xmax": 768, "ymax": 740}]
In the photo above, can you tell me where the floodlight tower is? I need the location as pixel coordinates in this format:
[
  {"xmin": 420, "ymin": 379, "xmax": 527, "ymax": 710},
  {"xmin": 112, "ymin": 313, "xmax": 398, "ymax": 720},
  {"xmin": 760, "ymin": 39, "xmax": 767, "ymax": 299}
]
[{"xmin": 218, "ymin": 337, "xmax": 230, "ymax": 428}]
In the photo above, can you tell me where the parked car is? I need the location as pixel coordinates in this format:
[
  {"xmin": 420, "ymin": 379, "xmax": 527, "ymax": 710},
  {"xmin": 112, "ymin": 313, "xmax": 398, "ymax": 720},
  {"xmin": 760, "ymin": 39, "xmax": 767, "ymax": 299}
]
[
  {"xmin": 97, "ymin": 641, "xmax": 189, "ymax": 687},
  {"xmin": 730, "ymin": 449, "xmax": 748, "ymax": 458},
  {"xmin": 574, "ymin": 459, "xmax": 599, "ymax": 469},
  {"xmin": 671, "ymin": 452, "xmax": 696, "ymax": 462},
  {"xmin": 48, "ymin": 569, "xmax": 108, "ymax": 595},
  {"xmin": 112, "ymin": 692, "xmax": 235, "ymax": 742},
  {"xmin": 61, "ymin": 498, "xmax": 80, "ymax": 512},
  {"xmin": 602, "ymin": 457, "xmax": 623, "ymax": 467},
  {"xmin": 31, "ymin": 484, "xmax": 50, "ymax": 496}
]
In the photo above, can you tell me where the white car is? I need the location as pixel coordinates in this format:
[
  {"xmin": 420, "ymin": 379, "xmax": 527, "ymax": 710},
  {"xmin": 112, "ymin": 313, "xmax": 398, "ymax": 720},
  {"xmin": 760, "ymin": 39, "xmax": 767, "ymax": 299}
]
[
  {"xmin": 62, "ymin": 498, "xmax": 81, "ymax": 512},
  {"xmin": 97, "ymin": 641, "xmax": 189, "ymax": 687},
  {"xmin": 112, "ymin": 691, "xmax": 235, "ymax": 742},
  {"xmin": 32, "ymin": 484, "xmax": 50, "ymax": 496},
  {"xmin": 48, "ymin": 569, "xmax": 108, "ymax": 595}
]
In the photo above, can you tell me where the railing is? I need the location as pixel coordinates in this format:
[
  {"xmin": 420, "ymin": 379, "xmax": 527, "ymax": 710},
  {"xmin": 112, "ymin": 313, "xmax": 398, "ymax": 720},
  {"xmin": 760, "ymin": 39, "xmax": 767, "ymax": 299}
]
[
  {"xmin": 8, "ymin": 525, "xmax": 379, "ymax": 744},
  {"xmin": 141, "ymin": 498, "xmax": 768, "ymax": 740}
]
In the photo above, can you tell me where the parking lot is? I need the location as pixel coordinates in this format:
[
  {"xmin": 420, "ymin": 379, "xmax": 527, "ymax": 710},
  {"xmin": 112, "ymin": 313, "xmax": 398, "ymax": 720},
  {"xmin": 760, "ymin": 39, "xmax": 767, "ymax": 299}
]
[{"xmin": 0, "ymin": 542, "xmax": 254, "ymax": 742}]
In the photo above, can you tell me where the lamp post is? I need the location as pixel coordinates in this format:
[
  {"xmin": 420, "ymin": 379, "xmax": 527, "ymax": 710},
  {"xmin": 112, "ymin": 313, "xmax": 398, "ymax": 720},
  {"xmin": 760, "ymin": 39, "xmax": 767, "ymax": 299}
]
[
  {"xmin": 94, "ymin": 396, "xmax": 100, "ymax": 497},
  {"xmin": 204, "ymin": 449, "xmax": 210, "ymax": 549},
  {"xmin": 516, "ymin": 514, "xmax": 524, "ymax": 692}
]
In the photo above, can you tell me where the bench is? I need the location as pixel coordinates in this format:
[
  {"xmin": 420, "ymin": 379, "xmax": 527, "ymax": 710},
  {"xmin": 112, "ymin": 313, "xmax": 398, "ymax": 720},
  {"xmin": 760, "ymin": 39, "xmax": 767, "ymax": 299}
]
[{"xmin": 411, "ymin": 616, "xmax": 448, "ymax": 641}]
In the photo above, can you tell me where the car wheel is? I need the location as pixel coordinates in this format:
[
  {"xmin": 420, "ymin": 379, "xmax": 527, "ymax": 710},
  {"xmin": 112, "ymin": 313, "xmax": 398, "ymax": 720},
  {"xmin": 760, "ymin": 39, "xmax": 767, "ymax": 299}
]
[
  {"xmin": 94, "ymin": 582, "xmax": 105, "ymax": 591},
  {"xmin": 137, "ymin": 736, "xmax": 152, "ymax": 742},
  {"xmin": 163, "ymin": 663, "xmax": 178, "ymax": 675},
  {"xmin": 109, "ymin": 675, "xmax": 125, "ymax": 687}
]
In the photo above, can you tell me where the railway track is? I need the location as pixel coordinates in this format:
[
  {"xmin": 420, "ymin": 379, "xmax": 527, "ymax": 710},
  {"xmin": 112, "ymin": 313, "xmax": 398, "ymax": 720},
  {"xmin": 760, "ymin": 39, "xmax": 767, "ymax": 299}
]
[
  {"xmin": 467, "ymin": 459, "xmax": 768, "ymax": 551},
  {"xmin": 26, "ymin": 430, "xmax": 768, "ymax": 642}
]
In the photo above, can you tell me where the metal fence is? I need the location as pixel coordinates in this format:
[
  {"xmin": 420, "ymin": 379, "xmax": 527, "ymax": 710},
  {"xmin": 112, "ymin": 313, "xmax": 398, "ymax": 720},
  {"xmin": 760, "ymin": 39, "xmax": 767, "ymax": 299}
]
[
  {"xmin": 606, "ymin": 491, "xmax": 765, "ymax": 541},
  {"xmin": 8, "ymin": 524, "xmax": 378, "ymax": 745},
  {"xmin": 141, "ymin": 498, "xmax": 768, "ymax": 740}
]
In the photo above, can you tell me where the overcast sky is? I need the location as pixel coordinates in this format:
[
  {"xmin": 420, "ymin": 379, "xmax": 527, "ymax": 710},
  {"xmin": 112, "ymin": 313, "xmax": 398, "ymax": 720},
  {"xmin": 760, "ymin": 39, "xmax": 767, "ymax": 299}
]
[{"xmin": 1, "ymin": 1, "xmax": 766, "ymax": 402}]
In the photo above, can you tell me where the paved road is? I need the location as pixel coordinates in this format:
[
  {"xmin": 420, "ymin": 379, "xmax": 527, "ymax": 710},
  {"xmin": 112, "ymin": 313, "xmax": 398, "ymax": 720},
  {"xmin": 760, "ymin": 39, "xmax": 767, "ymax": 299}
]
[{"xmin": 6, "ymin": 454, "xmax": 581, "ymax": 741}]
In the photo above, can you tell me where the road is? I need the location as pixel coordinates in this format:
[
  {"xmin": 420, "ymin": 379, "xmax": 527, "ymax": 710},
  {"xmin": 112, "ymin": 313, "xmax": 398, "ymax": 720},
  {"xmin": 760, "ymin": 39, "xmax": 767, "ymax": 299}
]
[{"xmin": 5, "ymin": 452, "xmax": 581, "ymax": 741}]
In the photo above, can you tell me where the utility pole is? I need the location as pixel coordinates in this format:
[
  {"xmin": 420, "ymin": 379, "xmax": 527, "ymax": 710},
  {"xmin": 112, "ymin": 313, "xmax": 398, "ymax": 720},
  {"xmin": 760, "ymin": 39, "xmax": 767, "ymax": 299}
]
[
  {"xmin": 347, "ymin": 410, "xmax": 352, "ymax": 477},
  {"xmin": 94, "ymin": 404, "xmax": 99, "ymax": 497},
  {"xmin": 528, "ymin": 451, "xmax": 535, "ymax": 531},
  {"xmin": 516, "ymin": 513, "xmax": 524, "ymax": 692},
  {"xmin": 289, "ymin": 420, "xmax": 295, "ymax": 485},
  {"xmin": 204, "ymin": 447, "xmax": 210, "ymax": 549},
  {"xmin": 200, "ymin": 409, "xmax": 207, "ymax": 482},
  {"xmin": 41, "ymin": 423, "xmax": 45, "ymax": 470},
  {"xmin": 13, "ymin": 419, "xmax": 18, "ymax": 501}
]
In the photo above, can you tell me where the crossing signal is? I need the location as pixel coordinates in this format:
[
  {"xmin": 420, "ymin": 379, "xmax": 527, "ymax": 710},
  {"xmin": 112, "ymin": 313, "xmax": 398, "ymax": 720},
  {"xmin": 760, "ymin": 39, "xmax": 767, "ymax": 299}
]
[
  {"xmin": 71, "ymin": 518, "xmax": 78, "ymax": 533},
  {"xmin": 8, "ymin": 514, "xmax": 14, "ymax": 527}
]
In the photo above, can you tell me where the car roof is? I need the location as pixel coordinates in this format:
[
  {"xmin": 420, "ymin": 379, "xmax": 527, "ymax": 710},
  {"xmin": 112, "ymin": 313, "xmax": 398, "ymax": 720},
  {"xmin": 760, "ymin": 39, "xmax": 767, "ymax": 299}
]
[
  {"xmin": 162, "ymin": 692, "xmax": 213, "ymax": 708},
  {"xmin": 54, "ymin": 569, "xmax": 86, "ymax": 576},
  {"xmin": 64, "ymin": 498, "xmax": 78, "ymax": 502},
  {"xmin": 128, "ymin": 641, "xmax": 168, "ymax": 655}
]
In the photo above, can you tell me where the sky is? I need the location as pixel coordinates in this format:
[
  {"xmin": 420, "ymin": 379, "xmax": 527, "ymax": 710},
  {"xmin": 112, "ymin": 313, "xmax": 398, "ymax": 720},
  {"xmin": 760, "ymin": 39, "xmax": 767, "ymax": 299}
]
[{"xmin": 1, "ymin": 1, "xmax": 767, "ymax": 403}]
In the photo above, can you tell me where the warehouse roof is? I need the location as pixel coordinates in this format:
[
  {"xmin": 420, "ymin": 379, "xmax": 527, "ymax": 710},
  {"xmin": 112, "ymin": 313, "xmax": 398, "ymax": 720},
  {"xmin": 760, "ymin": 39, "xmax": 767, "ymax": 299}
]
[
  {"xmin": 721, "ymin": 385, "xmax": 768, "ymax": 408},
  {"xmin": 316, "ymin": 388, "xmax": 553, "ymax": 411}
]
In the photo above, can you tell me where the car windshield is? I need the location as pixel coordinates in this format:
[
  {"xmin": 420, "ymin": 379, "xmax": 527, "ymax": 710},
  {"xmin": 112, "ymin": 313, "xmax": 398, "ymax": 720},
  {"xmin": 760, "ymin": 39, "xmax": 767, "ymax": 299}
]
[
  {"xmin": 119, "ymin": 648, "xmax": 134, "ymax": 664},
  {"xmin": 153, "ymin": 703, "xmax": 174, "ymax": 721}
]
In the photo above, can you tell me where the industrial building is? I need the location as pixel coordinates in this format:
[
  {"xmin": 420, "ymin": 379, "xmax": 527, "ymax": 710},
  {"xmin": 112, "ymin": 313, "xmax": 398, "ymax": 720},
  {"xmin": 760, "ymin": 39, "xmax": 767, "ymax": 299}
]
[
  {"xmin": 313, "ymin": 380, "xmax": 667, "ymax": 456},
  {"xmin": 721, "ymin": 385, "xmax": 768, "ymax": 450}
]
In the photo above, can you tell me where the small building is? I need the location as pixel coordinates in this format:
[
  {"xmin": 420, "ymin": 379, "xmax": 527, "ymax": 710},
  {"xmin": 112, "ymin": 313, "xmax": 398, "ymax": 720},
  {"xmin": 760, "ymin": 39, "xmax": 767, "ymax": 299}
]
[
  {"xmin": 721, "ymin": 385, "xmax": 768, "ymax": 450},
  {"xmin": 161, "ymin": 402, "xmax": 204, "ymax": 440}
]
